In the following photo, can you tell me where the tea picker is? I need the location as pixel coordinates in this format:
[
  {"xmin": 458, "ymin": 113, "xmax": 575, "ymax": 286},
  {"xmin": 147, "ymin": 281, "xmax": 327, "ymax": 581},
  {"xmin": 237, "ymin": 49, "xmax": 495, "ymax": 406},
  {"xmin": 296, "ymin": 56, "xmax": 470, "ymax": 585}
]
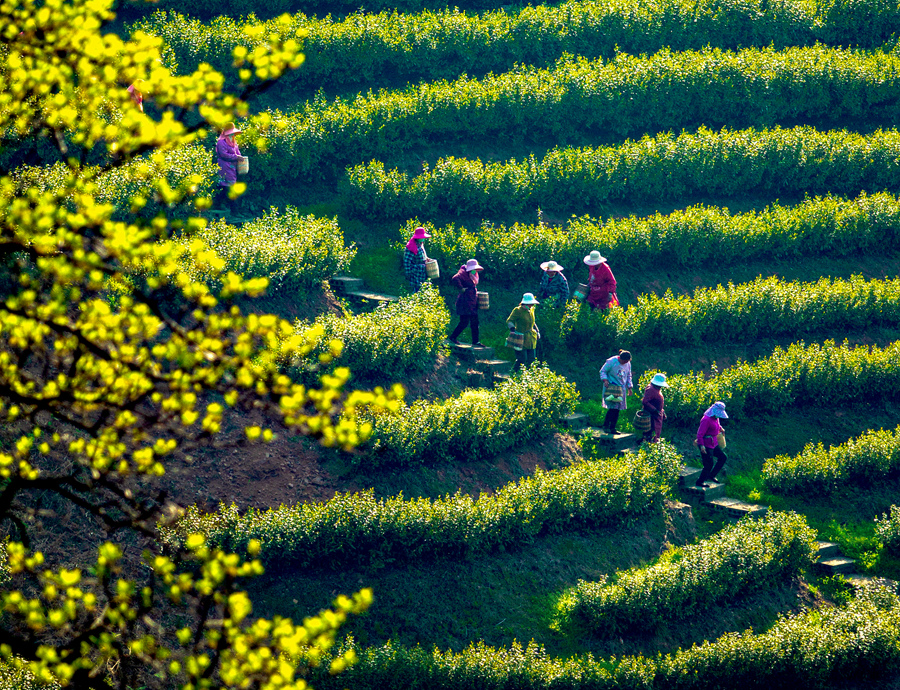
[
  {"xmin": 584, "ymin": 250, "xmax": 619, "ymax": 311},
  {"xmin": 538, "ymin": 260, "xmax": 569, "ymax": 306},
  {"xmin": 638, "ymin": 373, "xmax": 668, "ymax": 443},
  {"xmin": 448, "ymin": 259, "xmax": 485, "ymax": 347},
  {"xmin": 599, "ymin": 350, "xmax": 633, "ymax": 434},
  {"xmin": 506, "ymin": 293, "xmax": 540, "ymax": 371},
  {"xmin": 695, "ymin": 402, "xmax": 729, "ymax": 487},
  {"xmin": 403, "ymin": 226, "xmax": 432, "ymax": 292},
  {"xmin": 215, "ymin": 122, "xmax": 247, "ymax": 217}
]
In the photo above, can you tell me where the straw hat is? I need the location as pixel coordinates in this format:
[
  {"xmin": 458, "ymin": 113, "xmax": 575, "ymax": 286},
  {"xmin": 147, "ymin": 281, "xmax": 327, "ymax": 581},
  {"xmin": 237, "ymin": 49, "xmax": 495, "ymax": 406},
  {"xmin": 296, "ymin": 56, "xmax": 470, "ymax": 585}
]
[
  {"xmin": 221, "ymin": 122, "xmax": 242, "ymax": 137},
  {"xmin": 583, "ymin": 250, "xmax": 607, "ymax": 266},
  {"xmin": 464, "ymin": 259, "xmax": 484, "ymax": 272},
  {"xmin": 540, "ymin": 260, "xmax": 564, "ymax": 272},
  {"xmin": 650, "ymin": 373, "xmax": 669, "ymax": 387},
  {"xmin": 411, "ymin": 226, "xmax": 431, "ymax": 240},
  {"xmin": 520, "ymin": 293, "xmax": 539, "ymax": 305}
]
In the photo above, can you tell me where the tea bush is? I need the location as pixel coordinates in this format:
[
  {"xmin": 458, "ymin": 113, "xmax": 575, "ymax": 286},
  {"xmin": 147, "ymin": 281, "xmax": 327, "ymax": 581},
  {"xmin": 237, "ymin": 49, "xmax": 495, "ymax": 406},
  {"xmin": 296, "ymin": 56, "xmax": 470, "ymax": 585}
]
[
  {"xmin": 366, "ymin": 364, "xmax": 580, "ymax": 465},
  {"xmin": 312, "ymin": 586, "xmax": 900, "ymax": 689},
  {"xmin": 561, "ymin": 275, "xmax": 900, "ymax": 350},
  {"xmin": 179, "ymin": 208, "xmax": 355, "ymax": 292},
  {"xmin": 295, "ymin": 285, "xmax": 449, "ymax": 379},
  {"xmin": 6, "ymin": 144, "xmax": 216, "ymax": 221},
  {"xmin": 407, "ymin": 192, "xmax": 900, "ymax": 272},
  {"xmin": 238, "ymin": 45, "xmax": 900, "ymax": 184},
  {"xmin": 762, "ymin": 426, "xmax": 900, "ymax": 495},
  {"xmin": 646, "ymin": 340, "xmax": 900, "ymax": 425},
  {"xmin": 876, "ymin": 506, "xmax": 900, "ymax": 554},
  {"xmin": 346, "ymin": 126, "xmax": 900, "ymax": 218},
  {"xmin": 161, "ymin": 442, "xmax": 681, "ymax": 569},
  {"xmin": 556, "ymin": 511, "xmax": 816, "ymax": 635},
  {"xmin": 138, "ymin": 0, "xmax": 900, "ymax": 81}
]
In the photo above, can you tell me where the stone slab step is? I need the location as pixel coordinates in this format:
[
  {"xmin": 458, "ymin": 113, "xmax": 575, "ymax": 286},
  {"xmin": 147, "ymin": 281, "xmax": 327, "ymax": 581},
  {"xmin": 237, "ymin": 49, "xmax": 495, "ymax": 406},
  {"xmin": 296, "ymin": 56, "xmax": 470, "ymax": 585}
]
[
  {"xmin": 814, "ymin": 557, "xmax": 857, "ymax": 575},
  {"xmin": 559, "ymin": 412, "xmax": 589, "ymax": 430},
  {"xmin": 815, "ymin": 541, "xmax": 841, "ymax": 560},
  {"xmin": 683, "ymin": 482, "xmax": 727, "ymax": 502},
  {"xmin": 580, "ymin": 428, "xmax": 637, "ymax": 451},
  {"xmin": 449, "ymin": 343, "xmax": 494, "ymax": 361},
  {"xmin": 465, "ymin": 370, "xmax": 487, "ymax": 388},
  {"xmin": 704, "ymin": 497, "xmax": 768, "ymax": 519},
  {"xmin": 331, "ymin": 276, "xmax": 364, "ymax": 294},
  {"xmin": 346, "ymin": 290, "xmax": 399, "ymax": 303},
  {"xmin": 476, "ymin": 359, "xmax": 514, "ymax": 375},
  {"xmin": 493, "ymin": 373, "xmax": 511, "ymax": 386},
  {"xmin": 678, "ymin": 466, "xmax": 703, "ymax": 486},
  {"xmin": 845, "ymin": 574, "xmax": 899, "ymax": 592},
  {"xmin": 681, "ymin": 481, "xmax": 727, "ymax": 502}
]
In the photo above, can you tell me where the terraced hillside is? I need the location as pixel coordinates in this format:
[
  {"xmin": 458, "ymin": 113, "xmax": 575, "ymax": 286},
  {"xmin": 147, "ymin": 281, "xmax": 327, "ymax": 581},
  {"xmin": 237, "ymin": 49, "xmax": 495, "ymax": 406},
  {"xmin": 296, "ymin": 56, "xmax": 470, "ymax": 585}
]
[{"xmin": 5, "ymin": 0, "xmax": 900, "ymax": 687}]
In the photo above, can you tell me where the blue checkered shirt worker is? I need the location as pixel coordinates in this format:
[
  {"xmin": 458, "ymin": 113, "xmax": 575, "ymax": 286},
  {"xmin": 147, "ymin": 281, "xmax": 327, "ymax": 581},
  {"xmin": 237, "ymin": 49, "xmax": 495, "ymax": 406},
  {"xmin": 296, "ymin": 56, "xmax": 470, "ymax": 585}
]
[
  {"xmin": 539, "ymin": 272, "xmax": 569, "ymax": 305},
  {"xmin": 403, "ymin": 242, "xmax": 429, "ymax": 291}
]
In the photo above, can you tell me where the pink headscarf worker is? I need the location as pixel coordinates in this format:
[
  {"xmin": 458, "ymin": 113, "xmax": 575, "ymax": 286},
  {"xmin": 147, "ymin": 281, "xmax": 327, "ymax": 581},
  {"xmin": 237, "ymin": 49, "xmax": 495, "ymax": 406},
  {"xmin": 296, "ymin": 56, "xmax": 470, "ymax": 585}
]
[{"xmin": 127, "ymin": 79, "xmax": 145, "ymax": 112}]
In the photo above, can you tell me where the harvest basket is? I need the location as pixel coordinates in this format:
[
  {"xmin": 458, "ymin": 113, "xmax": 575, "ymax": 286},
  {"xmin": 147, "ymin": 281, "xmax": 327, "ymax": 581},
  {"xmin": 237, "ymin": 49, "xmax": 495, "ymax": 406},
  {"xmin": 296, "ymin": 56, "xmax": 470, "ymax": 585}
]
[
  {"xmin": 425, "ymin": 258, "xmax": 440, "ymax": 279},
  {"xmin": 633, "ymin": 410, "xmax": 652, "ymax": 432},
  {"xmin": 506, "ymin": 330, "xmax": 524, "ymax": 350},
  {"xmin": 477, "ymin": 291, "xmax": 489, "ymax": 310},
  {"xmin": 573, "ymin": 283, "xmax": 589, "ymax": 301},
  {"xmin": 237, "ymin": 156, "xmax": 249, "ymax": 175}
]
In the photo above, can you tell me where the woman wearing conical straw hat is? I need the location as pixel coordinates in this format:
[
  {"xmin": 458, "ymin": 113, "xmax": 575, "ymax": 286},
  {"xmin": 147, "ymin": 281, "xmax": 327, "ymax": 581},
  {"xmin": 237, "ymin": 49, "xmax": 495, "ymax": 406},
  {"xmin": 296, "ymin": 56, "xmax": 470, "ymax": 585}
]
[
  {"xmin": 538, "ymin": 260, "xmax": 569, "ymax": 306},
  {"xmin": 584, "ymin": 250, "xmax": 618, "ymax": 310},
  {"xmin": 215, "ymin": 122, "xmax": 243, "ymax": 214}
]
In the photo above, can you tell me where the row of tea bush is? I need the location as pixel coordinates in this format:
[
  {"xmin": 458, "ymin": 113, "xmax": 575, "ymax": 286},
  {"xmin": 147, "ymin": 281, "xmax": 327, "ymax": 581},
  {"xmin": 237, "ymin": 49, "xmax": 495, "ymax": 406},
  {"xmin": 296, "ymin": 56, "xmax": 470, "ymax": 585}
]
[
  {"xmin": 311, "ymin": 586, "xmax": 900, "ymax": 689},
  {"xmin": 555, "ymin": 511, "xmax": 816, "ymax": 635},
  {"xmin": 345, "ymin": 126, "xmax": 900, "ymax": 218},
  {"xmin": 559, "ymin": 275, "xmax": 900, "ymax": 349},
  {"xmin": 226, "ymin": 46, "xmax": 900, "ymax": 182},
  {"xmin": 405, "ymin": 192, "xmax": 900, "ymax": 272},
  {"xmin": 763, "ymin": 425, "xmax": 900, "ymax": 495},
  {"xmin": 140, "ymin": 0, "xmax": 900, "ymax": 79},
  {"xmin": 162, "ymin": 442, "xmax": 681, "ymax": 569},
  {"xmin": 643, "ymin": 339, "xmax": 900, "ymax": 424}
]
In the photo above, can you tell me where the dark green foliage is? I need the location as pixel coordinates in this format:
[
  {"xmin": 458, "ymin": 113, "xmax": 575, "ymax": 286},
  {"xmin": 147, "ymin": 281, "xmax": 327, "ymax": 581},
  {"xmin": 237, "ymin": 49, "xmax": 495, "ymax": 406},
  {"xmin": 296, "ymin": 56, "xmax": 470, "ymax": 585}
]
[
  {"xmin": 367, "ymin": 364, "xmax": 579, "ymax": 465},
  {"xmin": 297, "ymin": 285, "xmax": 450, "ymax": 379},
  {"xmin": 646, "ymin": 340, "xmax": 900, "ymax": 424},
  {"xmin": 763, "ymin": 426, "xmax": 900, "ymax": 495},
  {"xmin": 346, "ymin": 126, "xmax": 900, "ymax": 218},
  {"xmin": 311, "ymin": 586, "xmax": 900, "ymax": 689},
  {"xmin": 162, "ymin": 442, "xmax": 681, "ymax": 570},
  {"xmin": 556, "ymin": 511, "xmax": 817, "ymax": 635}
]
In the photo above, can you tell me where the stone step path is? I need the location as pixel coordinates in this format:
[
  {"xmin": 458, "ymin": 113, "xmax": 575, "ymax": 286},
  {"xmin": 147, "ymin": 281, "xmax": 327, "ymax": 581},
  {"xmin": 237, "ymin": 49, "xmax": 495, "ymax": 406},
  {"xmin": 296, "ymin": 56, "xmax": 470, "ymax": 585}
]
[
  {"xmin": 677, "ymin": 464, "xmax": 898, "ymax": 593},
  {"xmin": 448, "ymin": 343, "xmax": 516, "ymax": 390},
  {"xmin": 677, "ymin": 464, "xmax": 766, "ymax": 520},
  {"xmin": 331, "ymin": 275, "xmax": 398, "ymax": 305}
]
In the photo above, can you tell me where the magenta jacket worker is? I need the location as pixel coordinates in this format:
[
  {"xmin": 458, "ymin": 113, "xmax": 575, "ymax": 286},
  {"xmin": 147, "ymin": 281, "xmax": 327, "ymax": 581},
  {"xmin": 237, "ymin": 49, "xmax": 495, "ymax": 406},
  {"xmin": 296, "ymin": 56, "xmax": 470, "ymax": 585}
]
[
  {"xmin": 216, "ymin": 122, "xmax": 242, "ymax": 187},
  {"xmin": 695, "ymin": 401, "xmax": 728, "ymax": 487}
]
